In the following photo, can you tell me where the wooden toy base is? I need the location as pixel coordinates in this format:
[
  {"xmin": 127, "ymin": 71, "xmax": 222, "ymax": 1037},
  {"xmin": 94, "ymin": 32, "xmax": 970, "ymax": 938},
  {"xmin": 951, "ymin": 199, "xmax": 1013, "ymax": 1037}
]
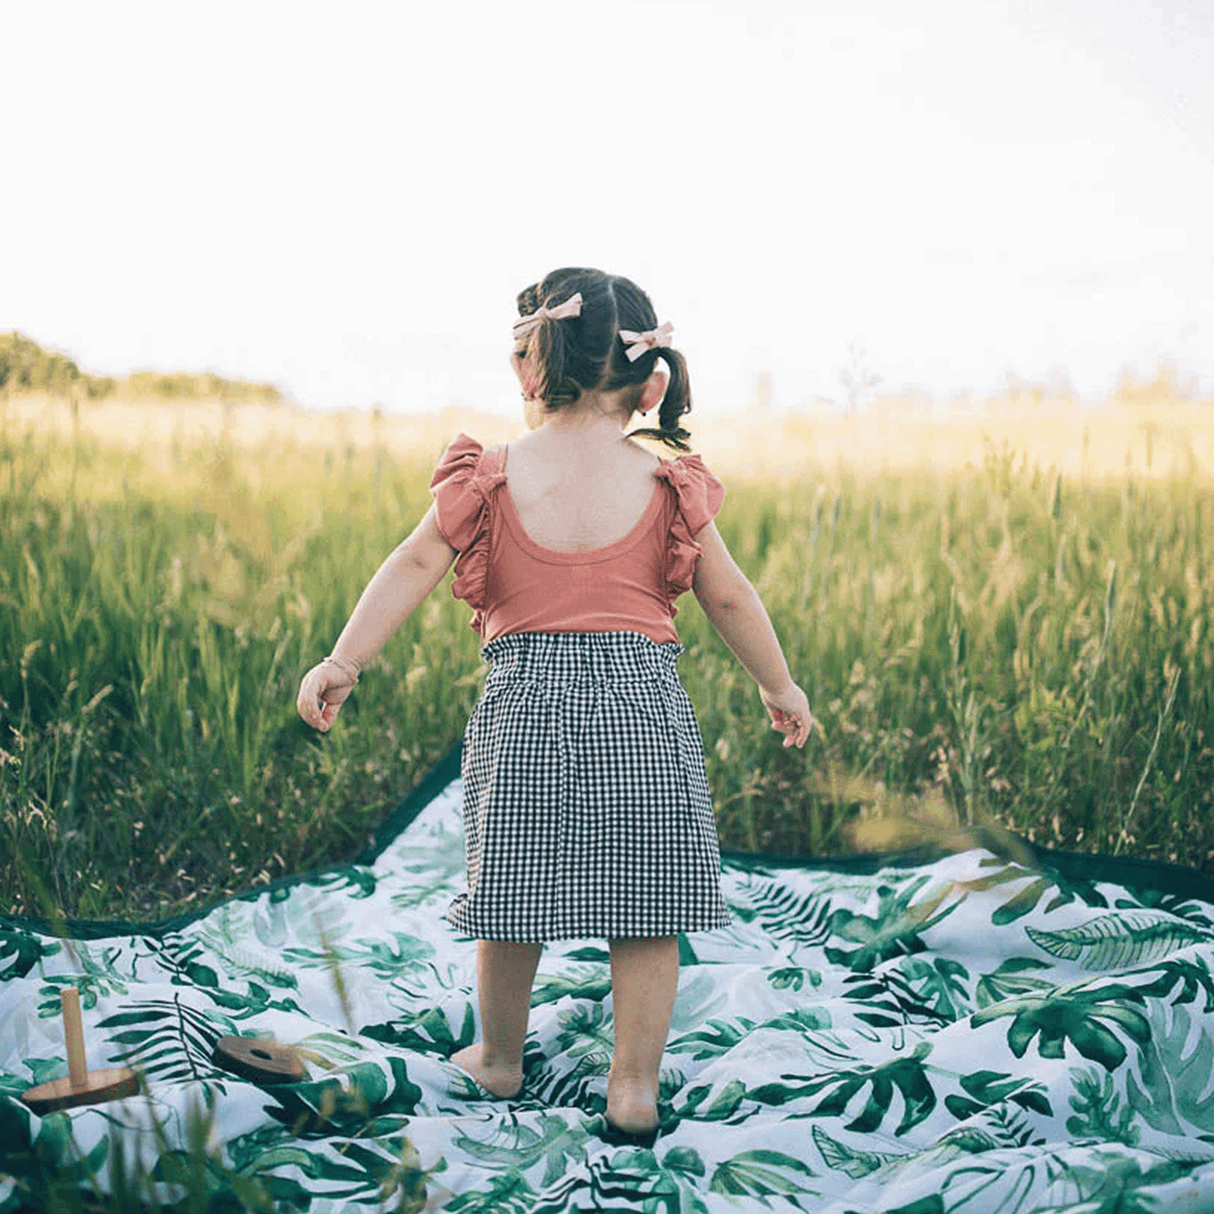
[
  {"xmin": 21, "ymin": 1067, "xmax": 141, "ymax": 1114},
  {"xmin": 212, "ymin": 1036, "xmax": 307, "ymax": 1084}
]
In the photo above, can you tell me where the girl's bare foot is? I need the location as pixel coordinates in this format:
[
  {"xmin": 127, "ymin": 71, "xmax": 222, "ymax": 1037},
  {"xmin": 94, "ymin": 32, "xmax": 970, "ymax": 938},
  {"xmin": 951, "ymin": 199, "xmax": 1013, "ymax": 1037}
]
[
  {"xmin": 450, "ymin": 1043, "xmax": 523, "ymax": 1099},
  {"xmin": 606, "ymin": 1070, "xmax": 659, "ymax": 1133}
]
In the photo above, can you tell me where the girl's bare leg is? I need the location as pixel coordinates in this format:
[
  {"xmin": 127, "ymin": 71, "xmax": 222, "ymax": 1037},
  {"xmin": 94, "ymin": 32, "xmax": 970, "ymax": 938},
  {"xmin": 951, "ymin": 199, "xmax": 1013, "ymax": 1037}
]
[
  {"xmin": 451, "ymin": 940, "xmax": 543, "ymax": 1098},
  {"xmin": 607, "ymin": 935, "xmax": 679, "ymax": 1133}
]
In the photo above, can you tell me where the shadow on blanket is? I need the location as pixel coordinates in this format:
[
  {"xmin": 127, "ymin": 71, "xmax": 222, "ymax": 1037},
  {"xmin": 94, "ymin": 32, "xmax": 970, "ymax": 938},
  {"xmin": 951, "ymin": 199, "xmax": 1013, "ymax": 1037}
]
[{"xmin": 4, "ymin": 744, "xmax": 1214, "ymax": 1213}]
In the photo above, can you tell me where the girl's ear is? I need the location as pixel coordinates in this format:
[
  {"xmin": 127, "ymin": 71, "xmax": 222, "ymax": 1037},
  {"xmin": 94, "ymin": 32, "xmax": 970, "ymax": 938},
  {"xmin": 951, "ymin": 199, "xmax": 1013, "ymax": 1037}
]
[{"xmin": 637, "ymin": 367, "xmax": 669, "ymax": 415}]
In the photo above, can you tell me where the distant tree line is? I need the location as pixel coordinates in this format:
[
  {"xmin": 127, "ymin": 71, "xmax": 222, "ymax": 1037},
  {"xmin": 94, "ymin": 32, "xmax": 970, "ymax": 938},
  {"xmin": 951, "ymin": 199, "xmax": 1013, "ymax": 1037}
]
[{"xmin": 0, "ymin": 332, "xmax": 282, "ymax": 404}]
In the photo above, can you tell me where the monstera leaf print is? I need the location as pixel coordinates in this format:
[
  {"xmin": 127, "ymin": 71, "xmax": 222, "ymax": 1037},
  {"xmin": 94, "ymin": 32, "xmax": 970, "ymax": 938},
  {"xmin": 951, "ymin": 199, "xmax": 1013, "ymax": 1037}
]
[
  {"xmin": 669, "ymin": 1018, "xmax": 758, "ymax": 1062},
  {"xmin": 843, "ymin": 955, "xmax": 970, "ymax": 1027},
  {"xmin": 0, "ymin": 927, "xmax": 60, "ymax": 982},
  {"xmin": 751, "ymin": 1041, "xmax": 937, "ymax": 1136},
  {"xmin": 944, "ymin": 1069, "xmax": 1053, "ymax": 1121},
  {"xmin": 825, "ymin": 877, "xmax": 960, "ymax": 972},
  {"xmin": 970, "ymin": 980, "xmax": 1152, "ymax": 1071},
  {"xmin": 1125, "ymin": 1000, "xmax": 1214, "ymax": 1135}
]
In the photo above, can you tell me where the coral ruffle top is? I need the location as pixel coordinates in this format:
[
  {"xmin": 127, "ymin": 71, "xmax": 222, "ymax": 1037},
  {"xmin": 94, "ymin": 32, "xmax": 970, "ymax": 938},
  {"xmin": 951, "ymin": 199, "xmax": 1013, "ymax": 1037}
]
[{"xmin": 429, "ymin": 433, "xmax": 725, "ymax": 645}]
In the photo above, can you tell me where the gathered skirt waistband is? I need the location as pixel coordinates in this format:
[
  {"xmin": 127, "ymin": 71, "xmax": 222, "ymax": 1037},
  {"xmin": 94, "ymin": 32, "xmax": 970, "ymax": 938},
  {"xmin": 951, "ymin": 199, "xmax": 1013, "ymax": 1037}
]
[{"xmin": 481, "ymin": 630, "xmax": 684, "ymax": 688}]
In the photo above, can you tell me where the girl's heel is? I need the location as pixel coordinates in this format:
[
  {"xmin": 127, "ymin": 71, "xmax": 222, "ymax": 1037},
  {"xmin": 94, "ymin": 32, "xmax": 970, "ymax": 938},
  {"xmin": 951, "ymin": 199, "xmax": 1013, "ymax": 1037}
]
[{"xmin": 597, "ymin": 1116, "xmax": 660, "ymax": 1149}]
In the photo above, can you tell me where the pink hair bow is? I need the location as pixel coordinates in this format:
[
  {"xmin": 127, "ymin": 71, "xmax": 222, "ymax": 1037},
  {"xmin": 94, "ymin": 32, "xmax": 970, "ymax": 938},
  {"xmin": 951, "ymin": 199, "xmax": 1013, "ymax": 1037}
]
[
  {"xmin": 619, "ymin": 321, "xmax": 674, "ymax": 362},
  {"xmin": 512, "ymin": 293, "xmax": 583, "ymax": 339}
]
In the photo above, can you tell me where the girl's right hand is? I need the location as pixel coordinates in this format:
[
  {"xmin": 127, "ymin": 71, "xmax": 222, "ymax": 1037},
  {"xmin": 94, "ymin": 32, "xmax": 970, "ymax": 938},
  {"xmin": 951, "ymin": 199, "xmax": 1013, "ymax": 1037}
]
[
  {"xmin": 759, "ymin": 682, "xmax": 813, "ymax": 749},
  {"xmin": 297, "ymin": 662, "xmax": 357, "ymax": 732}
]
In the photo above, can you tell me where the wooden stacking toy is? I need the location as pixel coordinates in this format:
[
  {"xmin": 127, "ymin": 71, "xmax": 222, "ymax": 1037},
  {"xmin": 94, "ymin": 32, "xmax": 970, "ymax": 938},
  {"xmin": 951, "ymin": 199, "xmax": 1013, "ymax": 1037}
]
[
  {"xmin": 212, "ymin": 1036, "xmax": 307, "ymax": 1084},
  {"xmin": 21, "ymin": 987, "xmax": 140, "ymax": 1114}
]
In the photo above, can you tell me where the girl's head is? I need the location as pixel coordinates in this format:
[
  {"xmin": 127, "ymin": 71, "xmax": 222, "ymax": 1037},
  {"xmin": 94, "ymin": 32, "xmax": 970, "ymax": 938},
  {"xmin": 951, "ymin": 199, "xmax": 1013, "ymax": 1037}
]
[{"xmin": 512, "ymin": 267, "xmax": 693, "ymax": 452}]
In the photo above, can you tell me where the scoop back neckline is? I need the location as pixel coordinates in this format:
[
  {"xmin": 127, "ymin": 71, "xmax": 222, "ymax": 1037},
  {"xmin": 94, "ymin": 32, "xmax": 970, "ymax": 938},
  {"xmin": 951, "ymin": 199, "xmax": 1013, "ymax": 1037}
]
[{"xmin": 495, "ymin": 449, "xmax": 669, "ymax": 564}]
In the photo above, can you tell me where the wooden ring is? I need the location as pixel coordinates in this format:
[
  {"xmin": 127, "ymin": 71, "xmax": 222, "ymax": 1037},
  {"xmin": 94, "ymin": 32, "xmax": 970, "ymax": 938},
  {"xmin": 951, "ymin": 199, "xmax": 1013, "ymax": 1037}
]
[{"xmin": 212, "ymin": 1036, "xmax": 307, "ymax": 1084}]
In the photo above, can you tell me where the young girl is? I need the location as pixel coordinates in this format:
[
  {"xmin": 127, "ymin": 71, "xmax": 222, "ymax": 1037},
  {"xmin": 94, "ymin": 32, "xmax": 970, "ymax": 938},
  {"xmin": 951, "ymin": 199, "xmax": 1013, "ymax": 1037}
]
[{"xmin": 297, "ymin": 267, "xmax": 812, "ymax": 1143}]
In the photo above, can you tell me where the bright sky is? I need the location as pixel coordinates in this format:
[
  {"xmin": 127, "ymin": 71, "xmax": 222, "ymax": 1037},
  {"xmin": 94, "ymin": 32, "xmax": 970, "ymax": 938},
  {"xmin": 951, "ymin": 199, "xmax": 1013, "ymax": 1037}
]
[{"xmin": 3, "ymin": 0, "xmax": 1211, "ymax": 415}]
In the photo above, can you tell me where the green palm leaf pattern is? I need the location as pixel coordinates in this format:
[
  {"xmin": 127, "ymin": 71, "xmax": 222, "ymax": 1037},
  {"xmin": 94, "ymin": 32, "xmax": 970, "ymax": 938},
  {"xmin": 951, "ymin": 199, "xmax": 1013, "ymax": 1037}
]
[
  {"xmin": 1026, "ymin": 911, "xmax": 1213, "ymax": 970},
  {"xmin": 5, "ymin": 755, "xmax": 1214, "ymax": 1211},
  {"xmin": 709, "ymin": 1147, "xmax": 820, "ymax": 1200}
]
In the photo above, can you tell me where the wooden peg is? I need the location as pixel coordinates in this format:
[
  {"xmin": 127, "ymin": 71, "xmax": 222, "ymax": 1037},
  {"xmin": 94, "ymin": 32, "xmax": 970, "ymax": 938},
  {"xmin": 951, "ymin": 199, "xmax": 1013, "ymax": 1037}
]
[{"xmin": 21, "ymin": 987, "xmax": 140, "ymax": 1114}]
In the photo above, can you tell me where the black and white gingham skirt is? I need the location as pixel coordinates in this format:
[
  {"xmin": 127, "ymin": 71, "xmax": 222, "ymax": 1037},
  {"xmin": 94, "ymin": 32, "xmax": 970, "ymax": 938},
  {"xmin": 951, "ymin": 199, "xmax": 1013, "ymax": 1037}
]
[{"xmin": 447, "ymin": 631, "xmax": 733, "ymax": 941}]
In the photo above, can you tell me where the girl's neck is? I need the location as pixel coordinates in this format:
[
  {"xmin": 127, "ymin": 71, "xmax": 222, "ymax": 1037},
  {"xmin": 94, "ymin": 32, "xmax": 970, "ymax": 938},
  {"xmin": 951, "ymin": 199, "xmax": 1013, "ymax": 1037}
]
[{"xmin": 535, "ymin": 392, "xmax": 632, "ymax": 440}]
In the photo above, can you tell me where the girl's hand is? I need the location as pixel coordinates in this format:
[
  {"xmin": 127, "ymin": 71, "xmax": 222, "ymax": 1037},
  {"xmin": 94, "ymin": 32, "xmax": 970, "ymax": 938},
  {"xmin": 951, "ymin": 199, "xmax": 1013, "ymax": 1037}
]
[
  {"xmin": 759, "ymin": 682, "xmax": 813, "ymax": 749},
  {"xmin": 297, "ymin": 660, "xmax": 358, "ymax": 732}
]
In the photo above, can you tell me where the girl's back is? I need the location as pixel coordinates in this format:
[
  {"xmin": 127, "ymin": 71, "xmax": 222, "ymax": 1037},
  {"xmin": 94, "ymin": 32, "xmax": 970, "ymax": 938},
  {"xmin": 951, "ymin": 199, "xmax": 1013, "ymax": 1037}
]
[
  {"xmin": 502, "ymin": 428, "xmax": 661, "ymax": 554},
  {"xmin": 297, "ymin": 264, "xmax": 812, "ymax": 1141}
]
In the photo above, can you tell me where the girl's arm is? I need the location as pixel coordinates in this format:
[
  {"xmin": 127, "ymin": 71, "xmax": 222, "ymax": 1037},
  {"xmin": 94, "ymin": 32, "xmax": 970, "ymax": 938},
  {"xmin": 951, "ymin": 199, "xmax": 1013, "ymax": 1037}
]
[
  {"xmin": 297, "ymin": 504, "xmax": 457, "ymax": 731},
  {"xmin": 691, "ymin": 522, "xmax": 813, "ymax": 748}
]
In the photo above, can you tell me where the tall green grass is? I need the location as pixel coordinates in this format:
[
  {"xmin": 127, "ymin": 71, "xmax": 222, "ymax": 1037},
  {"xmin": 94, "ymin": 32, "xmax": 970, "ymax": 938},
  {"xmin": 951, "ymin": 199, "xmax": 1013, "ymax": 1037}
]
[{"xmin": 3, "ymin": 412, "xmax": 1213, "ymax": 921}]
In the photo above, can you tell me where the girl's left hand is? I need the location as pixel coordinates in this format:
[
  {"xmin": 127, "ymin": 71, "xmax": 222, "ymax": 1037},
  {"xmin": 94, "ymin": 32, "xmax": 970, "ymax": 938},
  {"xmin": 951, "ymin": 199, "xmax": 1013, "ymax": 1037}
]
[
  {"xmin": 297, "ymin": 663, "xmax": 357, "ymax": 732},
  {"xmin": 759, "ymin": 682, "xmax": 814, "ymax": 749}
]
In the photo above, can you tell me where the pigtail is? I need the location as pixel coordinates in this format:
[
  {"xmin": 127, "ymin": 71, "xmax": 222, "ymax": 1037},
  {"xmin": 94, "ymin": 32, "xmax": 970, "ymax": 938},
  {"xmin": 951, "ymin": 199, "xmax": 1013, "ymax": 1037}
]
[
  {"xmin": 531, "ymin": 315, "xmax": 579, "ymax": 410},
  {"xmin": 629, "ymin": 347, "xmax": 693, "ymax": 452},
  {"xmin": 515, "ymin": 270, "xmax": 617, "ymax": 412}
]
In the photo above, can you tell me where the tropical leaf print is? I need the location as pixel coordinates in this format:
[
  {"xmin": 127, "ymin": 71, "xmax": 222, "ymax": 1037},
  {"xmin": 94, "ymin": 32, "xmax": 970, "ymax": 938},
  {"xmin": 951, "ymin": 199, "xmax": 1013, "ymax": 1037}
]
[
  {"xmin": 811, "ymin": 1124, "xmax": 903, "ymax": 1177},
  {"xmin": 974, "ymin": 957, "xmax": 1053, "ymax": 1009},
  {"xmin": 1026, "ymin": 911, "xmax": 1212, "ymax": 970},
  {"xmin": 1066, "ymin": 1065, "xmax": 1138, "ymax": 1145},
  {"xmin": 364, "ymin": 1001, "xmax": 477, "ymax": 1055},
  {"xmin": 1114, "ymin": 886, "xmax": 1214, "ymax": 930},
  {"xmin": 750, "ymin": 1041, "xmax": 937, "ymax": 1136},
  {"xmin": 667, "ymin": 1018, "xmax": 757, "ymax": 1061},
  {"xmin": 672, "ymin": 1079, "xmax": 749, "ymax": 1124},
  {"xmin": 945, "ymin": 1069, "xmax": 1052, "ymax": 1121},
  {"xmin": 185, "ymin": 926, "xmax": 300, "ymax": 989},
  {"xmin": 708, "ymin": 1148, "xmax": 821, "ymax": 1202},
  {"xmin": 730, "ymin": 877, "xmax": 834, "ymax": 945},
  {"xmin": 97, "ymin": 995, "xmax": 231, "ymax": 1085},
  {"xmin": 1125, "ymin": 1000, "xmax": 1214, "ymax": 1134},
  {"xmin": 531, "ymin": 966, "xmax": 613, "ymax": 1008},
  {"xmin": 970, "ymin": 980, "xmax": 1152, "ymax": 1071},
  {"xmin": 766, "ymin": 966, "xmax": 822, "ymax": 992},
  {"xmin": 957, "ymin": 858, "xmax": 1109, "ymax": 925},
  {"xmin": 37, "ymin": 950, "xmax": 129, "ymax": 1012},
  {"xmin": 282, "ymin": 932, "xmax": 436, "ymax": 981},
  {"xmin": 843, "ymin": 955, "xmax": 970, "ymax": 1028},
  {"xmin": 0, "ymin": 928, "xmax": 60, "ymax": 982},
  {"xmin": 825, "ymin": 877, "xmax": 960, "ymax": 972},
  {"xmin": 452, "ymin": 1113, "xmax": 592, "ymax": 1188},
  {"xmin": 442, "ymin": 1169, "xmax": 538, "ymax": 1214},
  {"xmin": 6, "ymin": 757, "xmax": 1214, "ymax": 1212}
]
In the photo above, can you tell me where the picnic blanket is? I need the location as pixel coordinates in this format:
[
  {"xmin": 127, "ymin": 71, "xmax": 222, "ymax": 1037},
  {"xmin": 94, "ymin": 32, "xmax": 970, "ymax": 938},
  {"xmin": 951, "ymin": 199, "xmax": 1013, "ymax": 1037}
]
[{"xmin": 4, "ymin": 744, "xmax": 1214, "ymax": 1213}]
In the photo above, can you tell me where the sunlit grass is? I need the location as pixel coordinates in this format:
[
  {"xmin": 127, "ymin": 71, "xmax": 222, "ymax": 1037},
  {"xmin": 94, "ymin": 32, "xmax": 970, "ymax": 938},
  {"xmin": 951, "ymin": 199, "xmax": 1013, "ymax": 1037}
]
[{"xmin": 3, "ymin": 392, "xmax": 1214, "ymax": 922}]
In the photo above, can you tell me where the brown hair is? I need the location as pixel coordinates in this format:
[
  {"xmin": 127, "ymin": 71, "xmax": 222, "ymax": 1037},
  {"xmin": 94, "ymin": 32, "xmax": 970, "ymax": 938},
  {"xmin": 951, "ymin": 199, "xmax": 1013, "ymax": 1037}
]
[{"xmin": 514, "ymin": 267, "xmax": 693, "ymax": 452}]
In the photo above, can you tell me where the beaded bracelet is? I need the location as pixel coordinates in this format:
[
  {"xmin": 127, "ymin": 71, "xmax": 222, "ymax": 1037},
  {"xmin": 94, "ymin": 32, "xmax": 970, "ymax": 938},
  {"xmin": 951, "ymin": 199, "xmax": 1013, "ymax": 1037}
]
[{"xmin": 321, "ymin": 655, "xmax": 361, "ymax": 684}]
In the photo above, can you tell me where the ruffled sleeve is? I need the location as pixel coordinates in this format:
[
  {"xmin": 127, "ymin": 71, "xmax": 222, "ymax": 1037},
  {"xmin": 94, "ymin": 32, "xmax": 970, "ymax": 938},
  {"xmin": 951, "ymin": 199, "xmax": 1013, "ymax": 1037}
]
[
  {"xmin": 653, "ymin": 454, "xmax": 726, "ymax": 603},
  {"xmin": 429, "ymin": 433, "xmax": 507, "ymax": 627}
]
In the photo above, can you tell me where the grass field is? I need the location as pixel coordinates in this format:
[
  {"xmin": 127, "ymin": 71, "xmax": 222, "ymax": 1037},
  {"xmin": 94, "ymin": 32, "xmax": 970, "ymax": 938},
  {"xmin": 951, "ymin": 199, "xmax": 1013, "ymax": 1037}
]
[{"xmin": 3, "ymin": 391, "xmax": 1214, "ymax": 921}]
